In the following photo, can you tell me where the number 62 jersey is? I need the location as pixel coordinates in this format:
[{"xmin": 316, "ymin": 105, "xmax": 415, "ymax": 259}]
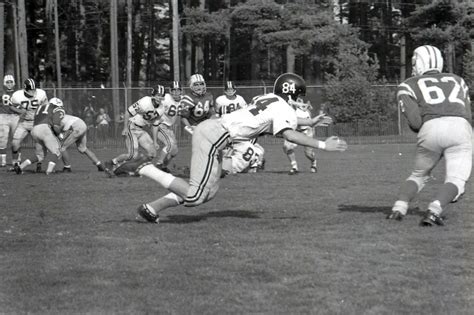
[{"xmin": 397, "ymin": 72, "xmax": 471, "ymax": 131}]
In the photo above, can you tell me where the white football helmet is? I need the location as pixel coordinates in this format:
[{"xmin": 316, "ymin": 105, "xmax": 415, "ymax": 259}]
[
  {"xmin": 3, "ymin": 75, "xmax": 15, "ymax": 90},
  {"xmin": 189, "ymin": 74, "xmax": 206, "ymax": 96},
  {"xmin": 170, "ymin": 81, "xmax": 183, "ymax": 102},
  {"xmin": 412, "ymin": 45, "xmax": 443, "ymax": 76},
  {"xmin": 49, "ymin": 97, "xmax": 64, "ymax": 107},
  {"xmin": 224, "ymin": 81, "xmax": 236, "ymax": 97}
]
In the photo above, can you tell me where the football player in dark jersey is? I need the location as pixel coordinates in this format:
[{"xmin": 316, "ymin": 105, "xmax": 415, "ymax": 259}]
[
  {"xmin": 387, "ymin": 45, "xmax": 472, "ymax": 226},
  {"xmin": 0, "ymin": 75, "xmax": 19, "ymax": 167}
]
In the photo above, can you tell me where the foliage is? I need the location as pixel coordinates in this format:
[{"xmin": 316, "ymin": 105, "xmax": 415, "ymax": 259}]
[{"xmin": 324, "ymin": 48, "xmax": 397, "ymax": 124}]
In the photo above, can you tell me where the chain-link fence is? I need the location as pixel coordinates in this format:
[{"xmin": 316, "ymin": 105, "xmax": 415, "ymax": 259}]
[{"xmin": 36, "ymin": 84, "xmax": 415, "ymax": 148}]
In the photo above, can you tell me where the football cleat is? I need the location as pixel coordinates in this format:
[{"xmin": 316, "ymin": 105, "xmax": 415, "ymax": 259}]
[
  {"xmin": 97, "ymin": 163, "xmax": 106, "ymax": 172},
  {"xmin": 386, "ymin": 211, "xmax": 404, "ymax": 221},
  {"xmin": 156, "ymin": 163, "xmax": 170, "ymax": 173},
  {"xmin": 104, "ymin": 160, "xmax": 115, "ymax": 171},
  {"xmin": 288, "ymin": 167, "xmax": 298, "ymax": 175},
  {"xmin": 136, "ymin": 204, "xmax": 159, "ymax": 223},
  {"xmin": 13, "ymin": 163, "xmax": 23, "ymax": 175},
  {"xmin": 62, "ymin": 167, "xmax": 72, "ymax": 173},
  {"xmin": 114, "ymin": 156, "xmax": 151, "ymax": 176},
  {"xmin": 310, "ymin": 166, "xmax": 318, "ymax": 173},
  {"xmin": 420, "ymin": 211, "xmax": 444, "ymax": 227},
  {"xmin": 36, "ymin": 162, "xmax": 42, "ymax": 173}
]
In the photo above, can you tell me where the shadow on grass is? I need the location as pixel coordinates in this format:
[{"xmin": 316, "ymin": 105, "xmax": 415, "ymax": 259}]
[
  {"xmin": 338, "ymin": 204, "xmax": 423, "ymax": 216},
  {"xmin": 162, "ymin": 210, "xmax": 261, "ymax": 224}
]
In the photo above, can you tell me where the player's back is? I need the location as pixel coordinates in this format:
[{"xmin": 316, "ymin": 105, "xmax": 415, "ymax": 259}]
[
  {"xmin": 33, "ymin": 102, "xmax": 63, "ymax": 126},
  {"xmin": 0, "ymin": 89, "xmax": 16, "ymax": 115},
  {"xmin": 160, "ymin": 94, "xmax": 181, "ymax": 126},
  {"xmin": 399, "ymin": 72, "xmax": 470, "ymax": 123}
]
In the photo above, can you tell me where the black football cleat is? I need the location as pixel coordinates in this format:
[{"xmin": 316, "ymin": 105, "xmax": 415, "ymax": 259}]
[
  {"xmin": 62, "ymin": 167, "xmax": 72, "ymax": 173},
  {"xmin": 13, "ymin": 163, "xmax": 23, "ymax": 175},
  {"xmin": 97, "ymin": 163, "xmax": 106, "ymax": 172},
  {"xmin": 386, "ymin": 211, "xmax": 404, "ymax": 221},
  {"xmin": 36, "ymin": 162, "xmax": 42, "ymax": 173},
  {"xmin": 136, "ymin": 204, "xmax": 159, "ymax": 223},
  {"xmin": 420, "ymin": 211, "xmax": 445, "ymax": 227}
]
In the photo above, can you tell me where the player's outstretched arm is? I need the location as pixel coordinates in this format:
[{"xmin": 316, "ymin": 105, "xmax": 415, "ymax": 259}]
[{"xmin": 281, "ymin": 130, "xmax": 347, "ymax": 152}]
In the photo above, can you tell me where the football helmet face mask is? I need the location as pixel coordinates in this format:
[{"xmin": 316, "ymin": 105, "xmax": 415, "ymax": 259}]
[
  {"xmin": 170, "ymin": 81, "xmax": 183, "ymax": 102},
  {"xmin": 3, "ymin": 75, "xmax": 15, "ymax": 91},
  {"xmin": 224, "ymin": 81, "xmax": 236, "ymax": 97},
  {"xmin": 273, "ymin": 73, "xmax": 306, "ymax": 102},
  {"xmin": 289, "ymin": 97, "xmax": 311, "ymax": 111},
  {"xmin": 189, "ymin": 74, "xmax": 206, "ymax": 96},
  {"xmin": 151, "ymin": 84, "xmax": 165, "ymax": 108},
  {"xmin": 24, "ymin": 78, "xmax": 37, "ymax": 97},
  {"xmin": 412, "ymin": 45, "xmax": 443, "ymax": 76}
]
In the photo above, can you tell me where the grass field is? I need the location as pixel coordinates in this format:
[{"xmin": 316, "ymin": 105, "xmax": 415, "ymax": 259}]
[{"xmin": 1, "ymin": 142, "xmax": 473, "ymax": 314}]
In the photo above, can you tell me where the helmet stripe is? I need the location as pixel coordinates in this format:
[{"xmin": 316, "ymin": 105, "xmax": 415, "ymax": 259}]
[{"xmin": 423, "ymin": 46, "xmax": 432, "ymax": 69}]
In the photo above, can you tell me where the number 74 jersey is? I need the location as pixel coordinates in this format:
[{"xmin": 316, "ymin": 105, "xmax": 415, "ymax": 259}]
[{"xmin": 397, "ymin": 73, "xmax": 471, "ymax": 123}]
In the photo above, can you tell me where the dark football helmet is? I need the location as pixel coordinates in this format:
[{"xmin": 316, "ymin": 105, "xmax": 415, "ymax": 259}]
[
  {"xmin": 23, "ymin": 78, "xmax": 37, "ymax": 97},
  {"xmin": 170, "ymin": 81, "xmax": 183, "ymax": 102},
  {"xmin": 273, "ymin": 73, "xmax": 306, "ymax": 102},
  {"xmin": 151, "ymin": 84, "xmax": 165, "ymax": 107},
  {"xmin": 224, "ymin": 81, "xmax": 236, "ymax": 97}
]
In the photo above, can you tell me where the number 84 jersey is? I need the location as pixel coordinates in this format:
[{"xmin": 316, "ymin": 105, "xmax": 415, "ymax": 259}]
[{"xmin": 398, "ymin": 73, "xmax": 471, "ymax": 123}]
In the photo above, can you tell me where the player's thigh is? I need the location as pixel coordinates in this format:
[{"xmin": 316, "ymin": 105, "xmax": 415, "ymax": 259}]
[
  {"xmin": 444, "ymin": 137, "xmax": 472, "ymax": 182},
  {"xmin": 32, "ymin": 125, "xmax": 60, "ymax": 156},
  {"xmin": 138, "ymin": 132, "xmax": 156, "ymax": 156},
  {"xmin": 411, "ymin": 145, "xmax": 442, "ymax": 177},
  {"xmin": 12, "ymin": 121, "xmax": 31, "ymax": 142},
  {"xmin": 0, "ymin": 121, "xmax": 8, "ymax": 148}
]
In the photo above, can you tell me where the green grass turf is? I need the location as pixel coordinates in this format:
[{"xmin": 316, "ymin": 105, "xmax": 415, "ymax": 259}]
[{"xmin": 0, "ymin": 142, "xmax": 473, "ymax": 314}]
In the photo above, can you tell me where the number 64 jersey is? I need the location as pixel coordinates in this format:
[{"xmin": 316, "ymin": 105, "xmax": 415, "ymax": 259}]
[{"xmin": 397, "ymin": 72, "xmax": 471, "ymax": 131}]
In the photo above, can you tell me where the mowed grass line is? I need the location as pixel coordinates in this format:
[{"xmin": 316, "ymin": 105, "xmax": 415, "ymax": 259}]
[{"xmin": 0, "ymin": 143, "xmax": 473, "ymax": 314}]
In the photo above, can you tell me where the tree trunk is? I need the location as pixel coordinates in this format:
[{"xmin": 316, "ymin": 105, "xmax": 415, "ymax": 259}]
[
  {"xmin": 0, "ymin": 2, "xmax": 4, "ymax": 80},
  {"xmin": 286, "ymin": 45, "xmax": 295, "ymax": 73},
  {"xmin": 17, "ymin": 0, "xmax": 28, "ymax": 80}
]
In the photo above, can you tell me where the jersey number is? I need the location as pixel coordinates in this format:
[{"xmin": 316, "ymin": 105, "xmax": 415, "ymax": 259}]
[
  {"xmin": 249, "ymin": 97, "xmax": 278, "ymax": 116},
  {"xmin": 418, "ymin": 77, "xmax": 465, "ymax": 106},
  {"xmin": 193, "ymin": 101, "xmax": 209, "ymax": 117},
  {"xmin": 21, "ymin": 99, "xmax": 39, "ymax": 110},
  {"xmin": 167, "ymin": 104, "xmax": 181, "ymax": 117},
  {"xmin": 36, "ymin": 103, "xmax": 50, "ymax": 115},
  {"xmin": 2, "ymin": 94, "xmax": 11, "ymax": 106}
]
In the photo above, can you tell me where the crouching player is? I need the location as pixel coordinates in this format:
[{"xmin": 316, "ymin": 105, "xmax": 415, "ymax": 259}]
[
  {"xmin": 221, "ymin": 140, "xmax": 265, "ymax": 175},
  {"xmin": 14, "ymin": 97, "xmax": 64, "ymax": 174},
  {"xmin": 56, "ymin": 114, "xmax": 108, "ymax": 172}
]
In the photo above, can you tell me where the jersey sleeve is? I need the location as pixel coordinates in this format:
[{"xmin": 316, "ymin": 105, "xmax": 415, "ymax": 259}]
[{"xmin": 397, "ymin": 83, "xmax": 422, "ymax": 132}]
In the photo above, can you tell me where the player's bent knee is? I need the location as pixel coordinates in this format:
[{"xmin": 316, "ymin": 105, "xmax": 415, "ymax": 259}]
[{"xmin": 77, "ymin": 146, "xmax": 88, "ymax": 153}]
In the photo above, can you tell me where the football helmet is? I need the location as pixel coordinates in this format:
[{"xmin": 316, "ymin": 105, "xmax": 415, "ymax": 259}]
[
  {"xmin": 151, "ymin": 84, "xmax": 165, "ymax": 107},
  {"xmin": 23, "ymin": 78, "xmax": 37, "ymax": 97},
  {"xmin": 412, "ymin": 45, "xmax": 443, "ymax": 76},
  {"xmin": 224, "ymin": 81, "xmax": 236, "ymax": 97},
  {"xmin": 170, "ymin": 81, "xmax": 183, "ymax": 102},
  {"xmin": 49, "ymin": 97, "xmax": 64, "ymax": 107},
  {"xmin": 3, "ymin": 75, "xmax": 15, "ymax": 91},
  {"xmin": 189, "ymin": 74, "xmax": 206, "ymax": 96},
  {"xmin": 289, "ymin": 97, "xmax": 311, "ymax": 111},
  {"xmin": 273, "ymin": 73, "xmax": 306, "ymax": 102}
]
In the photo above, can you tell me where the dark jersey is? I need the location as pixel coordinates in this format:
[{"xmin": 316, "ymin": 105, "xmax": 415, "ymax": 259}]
[
  {"xmin": 180, "ymin": 92, "xmax": 214, "ymax": 126},
  {"xmin": 0, "ymin": 89, "xmax": 16, "ymax": 115},
  {"xmin": 397, "ymin": 72, "xmax": 471, "ymax": 125},
  {"xmin": 33, "ymin": 102, "xmax": 64, "ymax": 127}
]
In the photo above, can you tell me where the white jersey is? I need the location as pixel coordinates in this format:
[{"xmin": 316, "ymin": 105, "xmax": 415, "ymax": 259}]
[
  {"xmin": 215, "ymin": 94, "xmax": 247, "ymax": 116},
  {"xmin": 295, "ymin": 108, "xmax": 312, "ymax": 131},
  {"xmin": 61, "ymin": 114, "xmax": 81, "ymax": 131},
  {"xmin": 220, "ymin": 93, "xmax": 297, "ymax": 140},
  {"xmin": 11, "ymin": 89, "xmax": 48, "ymax": 121},
  {"xmin": 128, "ymin": 96, "xmax": 163, "ymax": 127},
  {"xmin": 157, "ymin": 94, "xmax": 181, "ymax": 127}
]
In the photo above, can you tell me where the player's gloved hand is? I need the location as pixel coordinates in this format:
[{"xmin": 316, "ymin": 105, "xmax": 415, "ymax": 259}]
[
  {"xmin": 311, "ymin": 114, "xmax": 333, "ymax": 127},
  {"xmin": 184, "ymin": 125, "xmax": 194, "ymax": 135},
  {"xmin": 322, "ymin": 136, "xmax": 348, "ymax": 152}
]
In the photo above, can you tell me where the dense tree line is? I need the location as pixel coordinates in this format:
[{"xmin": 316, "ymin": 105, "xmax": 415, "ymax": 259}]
[{"xmin": 0, "ymin": 0, "xmax": 472, "ymax": 124}]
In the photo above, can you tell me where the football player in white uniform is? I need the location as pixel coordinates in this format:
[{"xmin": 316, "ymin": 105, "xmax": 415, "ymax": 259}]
[
  {"xmin": 122, "ymin": 73, "xmax": 347, "ymax": 223},
  {"xmin": 10, "ymin": 79, "xmax": 48, "ymax": 170},
  {"xmin": 55, "ymin": 114, "xmax": 108, "ymax": 173},
  {"xmin": 387, "ymin": 45, "xmax": 472, "ymax": 226},
  {"xmin": 0, "ymin": 75, "xmax": 19, "ymax": 167},
  {"xmin": 215, "ymin": 81, "xmax": 247, "ymax": 117},
  {"xmin": 153, "ymin": 81, "xmax": 183, "ymax": 172},
  {"xmin": 283, "ymin": 98, "xmax": 328, "ymax": 174},
  {"xmin": 105, "ymin": 85, "xmax": 165, "ymax": 174}
]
